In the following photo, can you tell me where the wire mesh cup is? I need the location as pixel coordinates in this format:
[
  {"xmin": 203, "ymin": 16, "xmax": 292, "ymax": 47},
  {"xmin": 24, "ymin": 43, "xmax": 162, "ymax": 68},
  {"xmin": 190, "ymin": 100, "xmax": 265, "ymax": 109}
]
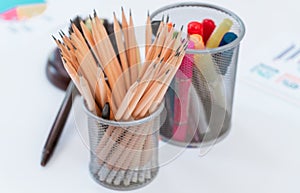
[
  {"xmin": 83, "ymin": 99, "xmax": 164, "ymax": 191},
  {"xmin": 150, "ymin": 2, "xmax": 245, "ymax": 147}
]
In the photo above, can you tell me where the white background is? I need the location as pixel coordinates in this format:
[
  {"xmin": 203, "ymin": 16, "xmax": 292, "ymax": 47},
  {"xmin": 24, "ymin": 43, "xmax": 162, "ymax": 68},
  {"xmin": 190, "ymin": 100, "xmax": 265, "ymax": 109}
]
[{"xmin": 0, "ymin": 0, "xmax": 300, "ymax": 192}]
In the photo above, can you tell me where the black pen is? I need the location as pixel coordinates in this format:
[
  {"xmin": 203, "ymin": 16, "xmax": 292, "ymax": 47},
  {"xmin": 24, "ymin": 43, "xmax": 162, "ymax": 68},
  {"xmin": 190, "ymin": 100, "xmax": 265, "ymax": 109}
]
[{"xmin": 41, "ymin": 82, "xmax": 75, "ymax": 166}]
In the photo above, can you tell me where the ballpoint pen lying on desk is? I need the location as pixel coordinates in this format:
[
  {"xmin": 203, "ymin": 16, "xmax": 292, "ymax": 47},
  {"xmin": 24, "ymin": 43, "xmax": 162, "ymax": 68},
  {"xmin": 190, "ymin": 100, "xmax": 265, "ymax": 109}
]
[{"xmin": 41, "ymin": 82, "xmax": 75, "ymax": 166}]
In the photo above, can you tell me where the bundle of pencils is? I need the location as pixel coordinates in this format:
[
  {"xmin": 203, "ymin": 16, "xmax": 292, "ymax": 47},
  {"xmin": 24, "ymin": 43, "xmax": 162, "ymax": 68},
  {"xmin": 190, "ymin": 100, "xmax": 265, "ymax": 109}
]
[{"xmin": 53, "ymin": 9, "xmax": 187, "ymax": 186}]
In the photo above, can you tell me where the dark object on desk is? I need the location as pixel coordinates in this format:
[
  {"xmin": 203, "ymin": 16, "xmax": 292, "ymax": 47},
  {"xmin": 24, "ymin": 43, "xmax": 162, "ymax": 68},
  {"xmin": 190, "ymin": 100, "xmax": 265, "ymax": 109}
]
[
  {"xmin": 41, "ymin": 82, "xmax": 75, "ymax": 166},
  {"xmin": 46, "ymin": 48, "xmax": 71, "ymax": 90}
]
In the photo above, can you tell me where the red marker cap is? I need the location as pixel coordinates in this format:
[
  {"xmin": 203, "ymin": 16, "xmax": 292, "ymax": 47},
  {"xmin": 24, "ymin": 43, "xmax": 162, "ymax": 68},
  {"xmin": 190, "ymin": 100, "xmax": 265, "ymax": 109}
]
[
  {"xmin": 202, "ymin": 19, "xmax": 216, "ymax": 45},
  {"xmin": 187, "ymin": 21, "xmax": 203, "ymax": 36}
]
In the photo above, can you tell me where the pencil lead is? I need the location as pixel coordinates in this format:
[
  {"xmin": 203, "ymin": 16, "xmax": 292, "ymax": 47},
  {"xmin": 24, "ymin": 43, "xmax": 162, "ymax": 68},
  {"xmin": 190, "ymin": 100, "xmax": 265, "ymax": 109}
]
[
  {"xmin": 62, "ymin": 58, "xmax": 67, "ymax": 63},
  {"xmin": 184, "ymin": 43, "xmax": 188, "ymax": 50},
  {"xmin": 66, "ymin": 45, "xmax": 71, "ymax": 51},
  {"xmin": 147, "ymin": 10, "xmax": 150, "ymax": 17},
  {"xmin": 180, "ymin": 25, "xmax": 184, "ymax": 31},
  {"xmin": 161, "ymin": 15, "xmax": 164, "ymax": 22},
  {"xmin": 51, "ymin": 35, "xmax": 57, "ymax": 41},
  {"xmin": 113, "ymin": 11, "xmax": 116, "ymax": 17},
  {"xmin": 174, "ymin": 32, "xmax": 179, "ymax": 39},
  {"xmin": 165, "ymin": 69, "xmax": 170, "ymax": 75},
  {"xmin": 160, "ymin": 57, "xmax": 164, "ymax": 63},
  {"xmin": 59, "ymin": 32, "xmax": 63, "ymax": 39},
  {"xmin": 166, "ymin": 14, "xmax": 169, "ymax": 23},
  {"xmin": 60, "ymin": 30, "xmax": 65, "ymax": 36},
  {"xmin": 70, "ymin": 19, "xmax": 73, "ymax": 24},
  {"xmin": 89, "ymin": 14, "xmax": 93, "ymax": 21},
  {"xmin": 153, "ymin": 63, "xmax": 157, "ymax": 68},
  {"xmin": 129, "ymin": 9, "xmax": 132, "ymax": 16},
  {"xmin": 121, "ymin": 6, "xmax": 124, "ymax": 12},
  {"xmin": 173, "ymin": 24, "xmax": 175, "ymax": 27},
  {"xmin": 58, "ymin": 39, "xmax": 62, "ymax": 44},
  {"xmin": 93, "ymin": 9, "xmax": 97, "ymax": 17},
  {"xmin": 157, "ymin": 53, "xmax": 161, "ymax": 58},
  {"xmin": 156, "ymin": 32, "xmax": 160, "ymax": 38},
  {"xmin": 175, "ymin": 45, "xmax": 180, "ymax": 53}
]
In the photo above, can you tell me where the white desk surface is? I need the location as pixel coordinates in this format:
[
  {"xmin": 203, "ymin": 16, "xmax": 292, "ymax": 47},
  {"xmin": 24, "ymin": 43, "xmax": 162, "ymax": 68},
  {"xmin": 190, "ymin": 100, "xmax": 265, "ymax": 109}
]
[{"xmin": 1, "ymin": 0, "xmax": 299, "ymax": 192}]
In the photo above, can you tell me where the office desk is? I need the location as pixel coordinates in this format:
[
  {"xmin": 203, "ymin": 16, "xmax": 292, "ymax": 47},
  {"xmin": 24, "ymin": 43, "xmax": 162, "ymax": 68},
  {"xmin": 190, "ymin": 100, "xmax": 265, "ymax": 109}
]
[{"xmin": 0, "ymin": 0, "xmax": 299, "ymax": 192}]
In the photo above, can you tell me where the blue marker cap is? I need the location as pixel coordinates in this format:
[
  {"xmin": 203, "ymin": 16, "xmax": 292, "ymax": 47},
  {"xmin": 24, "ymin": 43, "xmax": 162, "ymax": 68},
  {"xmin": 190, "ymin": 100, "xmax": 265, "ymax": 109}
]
[{"xmin": 219, "ymin": 32, "xmax": 238, "ymax": 47}]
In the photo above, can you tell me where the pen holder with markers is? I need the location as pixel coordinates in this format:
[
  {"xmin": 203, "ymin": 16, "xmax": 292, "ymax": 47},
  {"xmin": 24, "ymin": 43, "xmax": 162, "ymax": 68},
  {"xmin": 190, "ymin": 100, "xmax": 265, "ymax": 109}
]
[
  {"xmin": 83, "ymin": 100, "xmax": 163, "ymax": 191},
  {"xmin": 151, "ymin": 2, "xmax": 245, "ymax": 147}
]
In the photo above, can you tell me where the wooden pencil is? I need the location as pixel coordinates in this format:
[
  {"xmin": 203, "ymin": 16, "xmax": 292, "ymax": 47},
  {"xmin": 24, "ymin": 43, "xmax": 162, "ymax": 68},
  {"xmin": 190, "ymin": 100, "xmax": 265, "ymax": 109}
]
[
  {"xmin": 54, "ymin": 10, "xmax": 189, "ymax": 186},
  {"xmin": 113, "ymin": 12, "xmax": 130, "ymax": 91},
  {"xmin": 145, "ymin": 11, "xmax": 152, "ymax": 56}
]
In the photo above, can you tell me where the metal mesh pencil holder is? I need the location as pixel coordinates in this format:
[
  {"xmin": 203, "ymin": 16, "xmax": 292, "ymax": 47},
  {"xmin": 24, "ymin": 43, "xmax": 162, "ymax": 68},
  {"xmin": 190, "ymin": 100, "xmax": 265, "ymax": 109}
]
[
  {"xmin": 150, "ymin": 2, "xmax": 245, "ymax": 147},
  {"xmin": 83, "ymin": 99, "xmax": 164, "ymax": 191}
]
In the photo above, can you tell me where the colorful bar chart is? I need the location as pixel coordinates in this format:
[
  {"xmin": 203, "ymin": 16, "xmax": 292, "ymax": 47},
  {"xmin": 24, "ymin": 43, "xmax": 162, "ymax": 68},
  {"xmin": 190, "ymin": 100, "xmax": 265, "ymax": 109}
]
[{"xmin": 0, "ymin": 0, "xmax": 47, "ymax": 21}]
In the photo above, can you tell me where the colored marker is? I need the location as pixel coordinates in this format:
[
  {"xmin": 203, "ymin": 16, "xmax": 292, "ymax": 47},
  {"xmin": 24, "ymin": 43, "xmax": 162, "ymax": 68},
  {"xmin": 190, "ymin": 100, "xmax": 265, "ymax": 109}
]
[
  {"xmin": 213, "ymin": 32, "xmax": 238, "ymax": 75},
  {"xmin": 187, "ymin": 21, "xmax": 203, "ymax": 36},
  {"xmin": 206, "ymin": 18, "xmax": 233, "ymax": 48},
  {"xmin": 189, "ymin": 34, "xmax": 208, "ymax": 141},
  {"xmin": 173, "ymin": 41, "xmax": 194, "ymax": 142},
  {"xmin": 202, "ymin": 19, "xmax": 216, "ymax": 45},
  {"xmin": 219, "ymin": 31, "xmax": 237, "ymax": 46}
]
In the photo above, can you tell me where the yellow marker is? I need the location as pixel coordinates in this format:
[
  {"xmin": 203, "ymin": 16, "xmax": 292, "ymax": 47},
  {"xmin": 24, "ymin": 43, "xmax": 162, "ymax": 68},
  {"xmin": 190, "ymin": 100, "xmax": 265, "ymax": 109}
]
[
  {"xmin": 206, "ymin": 18, "xmax": 233, "ymax": 48},
  {"xmin": 191, "ymin": 34, "xmax": 226, "ymax": 109}
]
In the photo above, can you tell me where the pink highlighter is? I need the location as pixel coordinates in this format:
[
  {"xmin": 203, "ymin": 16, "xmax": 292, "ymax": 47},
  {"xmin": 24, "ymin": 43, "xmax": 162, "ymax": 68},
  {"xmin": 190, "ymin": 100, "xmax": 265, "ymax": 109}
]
[{"xmin": 173, "ymin": 40, "xmax": 194, "ymax": 142}]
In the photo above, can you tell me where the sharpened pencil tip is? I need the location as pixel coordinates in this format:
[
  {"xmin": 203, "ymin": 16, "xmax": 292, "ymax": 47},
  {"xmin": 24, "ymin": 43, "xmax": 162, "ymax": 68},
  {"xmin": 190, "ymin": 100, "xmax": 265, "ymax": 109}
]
[
  {"xmin": 129, "ymin": 9, "xmax": 132, "ymax": 16},
  {"xmin": 60, "ymin": 30, "xmax": 65, "ymax": 36},
  {"xmin": 161, "ymin": 15, "xmax": 164, "ymax": 22},
  {"xmin": 180, "ymin": 25, "xmax": 184, "ymax": 31},
  {"xmin": 70, "ymin": 19, "xmax": 73, "ymax": 24},
  {"xmin": 147, "ymin": 10, "xmax": 150, "ymax": 17},
  {"xmin": 166, "ymin": 14, "xmax": 169, "ymax": 23},
  {"xmin": 93, "ymin": 9, "xmax": 97, "ymax": 17},
  {"xmin": 59, "ymin": 32, "xmax": 63, "ymax": 38},
  {"xmin": 156, "ymin": 32, "xmax": 160, "ymax": 38},
  {"xmin": 160, "ymin": 57, "xmax": 164, "ymax": 63},
  {"xmin": 121, "ymin": 6, "xmax": 124, "ymax": 11},
  {"xmin": 51, "ymin": 35, "xmax": 56, "ymax": 41}
]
